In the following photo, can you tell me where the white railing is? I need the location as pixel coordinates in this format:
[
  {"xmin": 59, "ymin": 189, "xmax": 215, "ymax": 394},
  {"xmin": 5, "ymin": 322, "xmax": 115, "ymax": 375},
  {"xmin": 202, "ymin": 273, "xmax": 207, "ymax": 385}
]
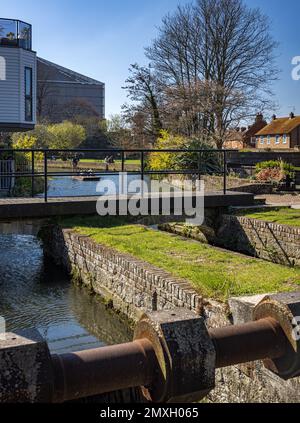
[{"xmin": 0, "ymin": 160, "xmax": 15, "ymax": 190}]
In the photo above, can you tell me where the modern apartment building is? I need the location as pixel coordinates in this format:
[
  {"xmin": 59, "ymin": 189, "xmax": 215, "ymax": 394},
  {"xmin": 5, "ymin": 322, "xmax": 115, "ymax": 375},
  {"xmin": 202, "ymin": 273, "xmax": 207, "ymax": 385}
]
[
  {"xmin": 37, "ymin": 58, "xmax": 105, "ymax": 122},
  {"xmin": 0, "ymin": 18, "xmax": 36, "ymax": 131}
]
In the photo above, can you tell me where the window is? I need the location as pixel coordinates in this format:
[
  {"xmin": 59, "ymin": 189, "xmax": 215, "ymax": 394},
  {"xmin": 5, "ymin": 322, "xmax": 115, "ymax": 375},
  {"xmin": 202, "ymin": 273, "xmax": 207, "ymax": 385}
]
[
  {"xmin": 0, "ymin": 57, "xmax": 6, "ymax": 81},
  {"xmin": 267, "ymin": 135, "xmax": 271, "ymax": 145},
  {"xmin": 25, "ymin": 67, "xmax": 32, "ymax": 121},
  {"xmin": 260, "ymin": 136, "xmax": 264, "ymax": 145},
  {"xmin": 275, "ymin": 135, "xmax": 280, "ymax": 144},
  {"xmin": 283, "ymin": 134, "xmax": 287, "ymax": 144}
]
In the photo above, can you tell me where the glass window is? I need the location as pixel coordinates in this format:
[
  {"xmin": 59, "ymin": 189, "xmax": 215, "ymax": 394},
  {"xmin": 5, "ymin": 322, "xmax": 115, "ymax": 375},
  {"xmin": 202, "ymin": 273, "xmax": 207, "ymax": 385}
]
[
  {"xmin": 283, "ymin": 135, "xmax": 287, "ymax": 144},
  {"xmin": 260, "ymin": 136, "xmax": 264, "ymax": 144},
  {"xmin": 267, "ymin": 136, "xmax": 271, "ymax": 144},
  {"xmin": 275, "ymin": 135, "xmax": 280, "ymax": 144},
  {"xmin": 18, "ymin": 22, "xmax": 32, "ymax": 50},
  {"xmin": 0, "ymin": 19, "xmax": 17, "ymax": 46},
  {"xmin": 25, "ymin": 67, "xmax": 33, "ymax": 121},
  {"xmin": 0, "ymin": 19, "xmax": 32, "ymax": 50}
]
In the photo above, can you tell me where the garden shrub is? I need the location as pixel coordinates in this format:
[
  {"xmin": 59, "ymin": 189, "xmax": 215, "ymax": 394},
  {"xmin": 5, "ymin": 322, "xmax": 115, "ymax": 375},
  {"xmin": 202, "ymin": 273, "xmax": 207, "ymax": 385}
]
[
  {"xmin": 148, "ymin": 130, "xmax": 222, "ymax": 177},
  {"xmin": 255, "ymin": 160, "xmax": 295, "ymax": 183}
]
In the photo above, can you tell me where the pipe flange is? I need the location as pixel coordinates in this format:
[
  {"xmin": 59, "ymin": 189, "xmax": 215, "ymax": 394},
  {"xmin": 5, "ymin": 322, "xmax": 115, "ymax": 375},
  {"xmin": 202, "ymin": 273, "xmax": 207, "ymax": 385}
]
[
  {"xmin": 254, "ymin": 292, "xmax": 300, "ymax": 380},
  {"xmin": 134, "ymin": 309, "xmax": 216, "ymax": 403}
]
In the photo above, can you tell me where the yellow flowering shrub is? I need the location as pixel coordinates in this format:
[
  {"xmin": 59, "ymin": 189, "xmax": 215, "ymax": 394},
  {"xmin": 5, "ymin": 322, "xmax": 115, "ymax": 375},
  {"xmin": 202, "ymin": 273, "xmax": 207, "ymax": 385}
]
[
  {"xmin": 148, "ymin": 130, "xmax": 186, "ymax": 172},
  {"xmin": 12, "ymin": 134, "xmax": 43, "ymax": 161}
]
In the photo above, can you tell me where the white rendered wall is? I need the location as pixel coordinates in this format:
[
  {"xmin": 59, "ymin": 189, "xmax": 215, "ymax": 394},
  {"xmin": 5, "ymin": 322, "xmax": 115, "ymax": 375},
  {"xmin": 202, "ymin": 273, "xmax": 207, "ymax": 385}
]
[{"xmin": 0, "ymin": 47, "xmax": 36, "ymax": 126}]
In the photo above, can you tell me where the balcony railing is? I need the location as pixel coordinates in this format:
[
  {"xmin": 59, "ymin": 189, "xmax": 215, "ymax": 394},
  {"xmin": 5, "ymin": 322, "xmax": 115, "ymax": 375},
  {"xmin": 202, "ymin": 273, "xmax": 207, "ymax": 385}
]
[{"xmin": 0, "ymin": 18, "xmax": 32, "ymax": 50}]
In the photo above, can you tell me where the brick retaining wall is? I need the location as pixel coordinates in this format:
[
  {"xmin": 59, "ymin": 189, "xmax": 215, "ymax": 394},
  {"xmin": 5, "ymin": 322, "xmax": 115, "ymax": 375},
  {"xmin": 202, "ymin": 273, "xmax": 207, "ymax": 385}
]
[
  {"xmin": 161, "ymin": 216, "xmax": 300, "ymax": 267},
  {"xmin": 42, "ymin": 225, "xmax": 203, "ymax": 323}
]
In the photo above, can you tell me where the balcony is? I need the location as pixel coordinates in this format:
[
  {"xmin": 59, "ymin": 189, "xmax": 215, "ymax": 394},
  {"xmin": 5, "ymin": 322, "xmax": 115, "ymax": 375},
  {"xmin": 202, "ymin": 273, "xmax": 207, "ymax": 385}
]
[{"xmin": 0, "ymin": 18, "xmax": 32, "ymax": 50}]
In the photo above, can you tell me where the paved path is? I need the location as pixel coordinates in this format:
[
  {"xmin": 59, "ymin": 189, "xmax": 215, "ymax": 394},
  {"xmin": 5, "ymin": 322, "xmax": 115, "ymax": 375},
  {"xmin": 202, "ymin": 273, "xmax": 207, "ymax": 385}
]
[{"xmin": 256, "ymin": 193, "xmax": 300, "ymax": 207}]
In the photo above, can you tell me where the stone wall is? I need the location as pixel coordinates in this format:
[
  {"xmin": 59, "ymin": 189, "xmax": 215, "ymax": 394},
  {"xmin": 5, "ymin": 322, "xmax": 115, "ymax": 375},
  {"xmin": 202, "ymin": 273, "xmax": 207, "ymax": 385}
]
[
  {"xmin": 227, "ymin": 151, "xmax": 300, "ymax": 167},
  {"xmin": 229, "ymin": 183, "xmax": 274, "ymax": 195},
  {"xmin": 217, "ymin": 215, "xmax": 300, "ymax": 267},
  {"xmin": 207, "ymin": 294, "xmax": 300, "ymax": 403},
  {"xmin": 40, "ymin": 224, "xmax": 300, "ymax": 403},
  {"xmin": 163, "ymin": 175, "xmax": 273, "ymax": 195},
  {"xmin": 161, "ymin": 216, "xmax": 300, "ymax": 267},
  {"xmin": 41, "ymin": 225, "xmax": 203, "ymax": 323}
]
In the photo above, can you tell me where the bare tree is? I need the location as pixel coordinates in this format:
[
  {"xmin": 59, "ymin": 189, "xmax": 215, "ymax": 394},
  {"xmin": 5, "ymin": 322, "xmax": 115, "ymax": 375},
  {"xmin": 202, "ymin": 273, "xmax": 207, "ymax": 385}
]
[
  {"xmin": 122, "ymin": 64, "xmax": 163, "ymax": 139},
  {"xmin": 62, "ymin": 98, "xmax": 99, "ymax": 121},
  {"xmin": 104, "ymin": 114, "xmax": 133, "ymax": 149},
  {"xmin": 124, "ymin": 0, "xmax": 278, "ymax": 148},
  {"xmin": 195, "ymin": 0, "xmax": 278, "ymax": 147},
  {"xmin": 37, "ymin": 66, "xmax": 58, "ymax": 122}
]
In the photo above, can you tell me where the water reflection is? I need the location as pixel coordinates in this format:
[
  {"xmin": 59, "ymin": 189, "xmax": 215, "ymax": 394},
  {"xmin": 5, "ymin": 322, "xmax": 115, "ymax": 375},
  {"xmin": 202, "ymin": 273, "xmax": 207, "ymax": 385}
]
[
  {"xmin": 0, "ymin": 235, "xmax": 132, "ymax": 354},
  {"xmin": 45, "ymin": 174, "xmax": 150, "ymax": 198}
]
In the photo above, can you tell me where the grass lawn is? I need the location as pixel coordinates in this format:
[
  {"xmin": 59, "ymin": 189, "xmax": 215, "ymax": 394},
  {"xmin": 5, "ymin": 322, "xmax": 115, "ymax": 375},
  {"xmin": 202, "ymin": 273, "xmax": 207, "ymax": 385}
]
[
  {"xmin": 242, "ymin": 208, "xmax": 300, "ymax": 227},
  {"xmin": 61, "ymin": 216, "xmax": 300, "ymax": 301}
]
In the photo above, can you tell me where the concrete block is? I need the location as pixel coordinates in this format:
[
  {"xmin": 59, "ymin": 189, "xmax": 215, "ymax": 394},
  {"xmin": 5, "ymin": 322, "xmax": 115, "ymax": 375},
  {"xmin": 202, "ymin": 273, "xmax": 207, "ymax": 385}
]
[
  {"xmin": 0, "ymin": 329, "xmax": 53, "ymax": 403},
  {"xmin": 229, "ymin": 294, "xmax": 271, "ymax": 325}
]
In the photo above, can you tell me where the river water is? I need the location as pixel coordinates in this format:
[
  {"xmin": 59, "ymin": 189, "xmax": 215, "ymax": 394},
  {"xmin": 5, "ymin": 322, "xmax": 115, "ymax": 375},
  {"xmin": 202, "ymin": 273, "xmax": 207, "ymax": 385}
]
[
  {"xmin": 0, "ymin": 173, "xmax": 169, "ymax": 354},
  {"xmin": 0, "ymin": 234, "xmax": 132, "ymax": 354},
  {"xmin": 37, "ymin": 171, "xmax": 171, "ymax": 198},
  {"xmin": 45, "ymin": 174, "xmax": 146, "ymax": 198}
]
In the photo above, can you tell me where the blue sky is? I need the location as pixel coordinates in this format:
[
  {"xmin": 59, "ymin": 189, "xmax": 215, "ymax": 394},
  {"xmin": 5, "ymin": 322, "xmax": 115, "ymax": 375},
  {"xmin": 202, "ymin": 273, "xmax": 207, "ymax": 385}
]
[{"xmin": 2, "ymin": 0, "xmax": 300, "ymax": 119}]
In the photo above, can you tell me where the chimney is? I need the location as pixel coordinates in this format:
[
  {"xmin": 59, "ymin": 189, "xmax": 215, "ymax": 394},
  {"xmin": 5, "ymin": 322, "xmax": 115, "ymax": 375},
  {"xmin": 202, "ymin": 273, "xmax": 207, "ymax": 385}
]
[
  {"xmin": 290, "ymin": 112, "xmax": 295, "ymax": 119},
  {"xmin": 272, "ymin": 114, "xmax": 277, "ymax": 120},
  {"xmin": 256, "ymin": 113, "xmax": 263, "ymax": 122}
]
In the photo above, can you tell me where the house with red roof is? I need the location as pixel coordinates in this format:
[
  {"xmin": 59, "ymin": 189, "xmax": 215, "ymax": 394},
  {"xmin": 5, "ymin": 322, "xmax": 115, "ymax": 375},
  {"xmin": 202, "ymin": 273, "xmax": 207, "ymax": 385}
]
[{"xmin": 255, "ymin": 113, "xmax": 300, "ymax": 150}]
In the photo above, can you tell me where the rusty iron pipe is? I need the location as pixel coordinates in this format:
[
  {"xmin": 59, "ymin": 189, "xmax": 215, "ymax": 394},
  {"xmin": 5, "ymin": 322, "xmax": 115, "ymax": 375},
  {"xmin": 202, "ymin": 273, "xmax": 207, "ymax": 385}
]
[
  {"xmin": 51, "ymin": 338, "xmax": 157, "ymax": 403},
  {"xmin": 49, "ymin": 318, "xmax": 289, "ymax": 403},
  {"xmin": 209, "ymin": 318, "xmax": 288, "ymax": 369}
]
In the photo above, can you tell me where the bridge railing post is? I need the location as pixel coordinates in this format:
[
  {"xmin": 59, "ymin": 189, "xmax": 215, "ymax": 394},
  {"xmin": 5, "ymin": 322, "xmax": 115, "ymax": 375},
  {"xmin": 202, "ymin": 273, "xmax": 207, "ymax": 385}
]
[
  {"xmin": 141, "ymin": 151, "xmax": 145, "ymax": 196},
  {"xmin": 44, "ymin": 150, "xmax": 48, "ymax": 203},
  {"xmin": 223, "ymin": 150, "xmax": 227, "ymax": 195},
  {"xmin": 31, "ymin": 151, "xmax": 35, "ymax": 198},
  {"xmin": 121, "ymin": 151, "xmax": 125, "ymax": 173},
  {"xmin": 197, "ymin": 152, "xmax": 201, "ymax": 181}
]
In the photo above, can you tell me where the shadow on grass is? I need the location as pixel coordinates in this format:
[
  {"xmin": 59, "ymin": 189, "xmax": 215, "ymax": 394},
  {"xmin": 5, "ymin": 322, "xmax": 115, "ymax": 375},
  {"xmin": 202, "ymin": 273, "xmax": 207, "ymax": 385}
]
[{"xmin": 58, "ymin": 215, "xmax": 136, "ymax": 231}]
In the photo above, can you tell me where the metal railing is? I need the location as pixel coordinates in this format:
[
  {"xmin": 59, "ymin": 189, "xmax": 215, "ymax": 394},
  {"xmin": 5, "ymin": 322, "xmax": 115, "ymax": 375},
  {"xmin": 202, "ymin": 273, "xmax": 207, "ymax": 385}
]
[
  {"xmin": 0, "ymin": 159, "xmax": 14, "ymax": 190},
  {"xmin": 0, "ymin": 148, "xmax": 230, "ymax": 202},
  {"xmin": 0, "ymin": 18, "xmax": 32, "ymax": 50}
]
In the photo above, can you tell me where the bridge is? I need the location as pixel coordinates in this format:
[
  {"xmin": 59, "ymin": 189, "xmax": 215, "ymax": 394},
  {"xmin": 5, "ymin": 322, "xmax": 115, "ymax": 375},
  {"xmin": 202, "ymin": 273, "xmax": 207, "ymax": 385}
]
[
  {"xmin": 0, "ymin": 191, "xmax": 254, "ymax": 220},
  {"xmin": 0, "ymin": 148, "xmax": 255, "ymax": 220}
]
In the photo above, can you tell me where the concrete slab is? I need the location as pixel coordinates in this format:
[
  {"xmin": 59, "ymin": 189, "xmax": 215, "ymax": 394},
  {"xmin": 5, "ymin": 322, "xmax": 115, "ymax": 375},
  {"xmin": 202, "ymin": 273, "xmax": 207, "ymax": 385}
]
[{"xmin": 0, "ymin": 192, "xmax": 254, "ymax": 220}]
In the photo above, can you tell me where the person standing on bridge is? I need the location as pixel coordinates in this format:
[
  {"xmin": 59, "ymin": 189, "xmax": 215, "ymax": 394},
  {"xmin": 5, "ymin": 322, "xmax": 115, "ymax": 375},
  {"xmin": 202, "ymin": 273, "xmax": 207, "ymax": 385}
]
[{"xmin": 72, "ymin": 155, "xmax": 80, "ymax": 172}]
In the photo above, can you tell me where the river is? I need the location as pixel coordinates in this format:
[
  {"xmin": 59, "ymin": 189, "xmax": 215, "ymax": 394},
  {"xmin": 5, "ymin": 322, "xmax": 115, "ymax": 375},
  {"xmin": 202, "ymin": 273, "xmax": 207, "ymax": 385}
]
[
  {"xmin": 0, "ymin": 234, "xmax": 132, "ymax": 354},
  {"xmin": 36, "ymin": 169, "xmax": 171, "ymax": 198}
]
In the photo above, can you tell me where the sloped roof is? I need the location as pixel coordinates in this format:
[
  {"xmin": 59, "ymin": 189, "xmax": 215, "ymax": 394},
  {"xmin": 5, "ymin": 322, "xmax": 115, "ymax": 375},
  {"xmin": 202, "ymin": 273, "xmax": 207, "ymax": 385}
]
[
  {"xmin": 225, "ymin": 129, "xmax": 244, "ymax": 142},
  {"xmin": 256, "ymin": 116, "xmax": 300, "ymax": 136},
  {"xmin": 37, "ymin": 57, "xmax": 104, "ymax": 86}
]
